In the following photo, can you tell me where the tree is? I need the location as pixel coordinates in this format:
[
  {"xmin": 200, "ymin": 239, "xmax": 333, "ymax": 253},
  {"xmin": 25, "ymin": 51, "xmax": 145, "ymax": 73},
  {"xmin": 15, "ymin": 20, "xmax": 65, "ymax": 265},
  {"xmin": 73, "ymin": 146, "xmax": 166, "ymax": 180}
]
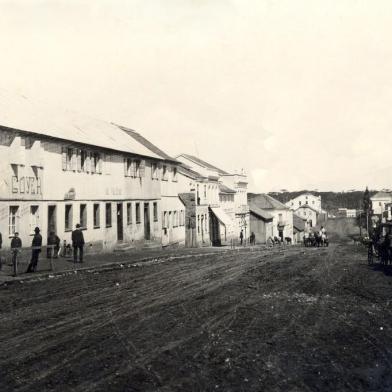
[{"xmin": 363, "ymin": 187, "xmax": 371, "ymax": 234}]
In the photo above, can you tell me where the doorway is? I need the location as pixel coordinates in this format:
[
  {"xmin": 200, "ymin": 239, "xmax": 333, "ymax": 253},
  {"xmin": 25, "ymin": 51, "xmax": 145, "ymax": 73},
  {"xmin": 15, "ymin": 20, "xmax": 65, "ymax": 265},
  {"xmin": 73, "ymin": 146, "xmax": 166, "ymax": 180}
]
[
  {"xmin": 117, "ymin": 203, "xmax": 123, "ymax": 241},
  {"xmin": 144, "ymin": 203, "xmax": 150, "ymax": 240},
  {"xmin": 47, "ymin": 205, "xmax": 57, "ymax": 236}
]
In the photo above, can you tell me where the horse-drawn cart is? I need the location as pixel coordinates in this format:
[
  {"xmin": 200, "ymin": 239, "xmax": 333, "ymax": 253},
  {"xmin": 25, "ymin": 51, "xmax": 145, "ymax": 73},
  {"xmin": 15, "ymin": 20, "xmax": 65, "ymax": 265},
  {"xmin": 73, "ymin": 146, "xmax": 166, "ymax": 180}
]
[{"xmin": 367, "ymin": 222, "xmax": 392, "ymax": 266}]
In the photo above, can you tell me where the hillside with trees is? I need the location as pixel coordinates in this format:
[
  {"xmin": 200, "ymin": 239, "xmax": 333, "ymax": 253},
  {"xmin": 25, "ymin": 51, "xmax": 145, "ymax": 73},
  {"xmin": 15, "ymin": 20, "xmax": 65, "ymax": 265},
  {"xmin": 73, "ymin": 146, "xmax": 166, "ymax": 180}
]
[{"xmin": 267, "ymin": 190, "xmax": 379, "ymax": 213}]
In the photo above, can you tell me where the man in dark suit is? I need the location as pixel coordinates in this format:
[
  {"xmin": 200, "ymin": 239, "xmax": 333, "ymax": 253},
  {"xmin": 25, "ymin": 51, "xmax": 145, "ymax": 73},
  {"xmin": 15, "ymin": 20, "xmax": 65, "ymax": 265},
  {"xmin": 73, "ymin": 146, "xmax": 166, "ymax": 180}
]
[
  {"xmin": 11, "ymin": 232, "xmax": 22, "ymax": 276},
  {"xmin": 26, "ymin": 227, "xmax": 42, "ymax": 273},
  {"xmin": 72, "ymin": 224, "xmax": 85, "ymax": 263}
]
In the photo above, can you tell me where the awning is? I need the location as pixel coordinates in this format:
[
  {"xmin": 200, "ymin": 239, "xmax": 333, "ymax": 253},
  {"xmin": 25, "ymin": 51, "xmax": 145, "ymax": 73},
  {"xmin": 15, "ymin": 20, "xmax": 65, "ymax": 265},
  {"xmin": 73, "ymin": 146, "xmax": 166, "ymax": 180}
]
[{"xmin": 210, "ymin": 207, "xmax": 234, "ymax": 227}]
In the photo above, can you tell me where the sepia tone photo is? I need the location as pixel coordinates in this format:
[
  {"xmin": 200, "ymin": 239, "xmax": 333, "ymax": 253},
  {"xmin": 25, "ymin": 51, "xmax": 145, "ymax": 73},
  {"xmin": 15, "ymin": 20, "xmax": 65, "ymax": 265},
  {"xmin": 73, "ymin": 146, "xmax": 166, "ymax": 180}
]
[{"xmin": 0, "ymin": 1, "xmax": 391, "ymax": 391}]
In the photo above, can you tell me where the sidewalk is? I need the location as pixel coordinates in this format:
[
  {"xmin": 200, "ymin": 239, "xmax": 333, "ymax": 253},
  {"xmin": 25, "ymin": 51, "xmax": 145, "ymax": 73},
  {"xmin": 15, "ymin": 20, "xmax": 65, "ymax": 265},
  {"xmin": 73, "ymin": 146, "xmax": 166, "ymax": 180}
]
[{"xmin": 0, "ymin": 243, "xmax": 270, "ymax": 284}]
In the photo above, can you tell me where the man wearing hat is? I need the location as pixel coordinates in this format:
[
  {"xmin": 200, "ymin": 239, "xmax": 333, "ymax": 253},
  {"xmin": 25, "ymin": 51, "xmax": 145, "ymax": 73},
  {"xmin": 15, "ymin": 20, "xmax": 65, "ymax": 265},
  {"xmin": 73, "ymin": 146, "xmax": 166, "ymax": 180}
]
[
  {"xmin": 11, "ymin": 231, "xmax": 22, "ymax": 276},
  {"xmin": 26, "ymin": 227, "xmax": 42, "ymax": 273},
  {"xmin": 72, "ymin": 223, "xmax": 85, "ymax": 263}
]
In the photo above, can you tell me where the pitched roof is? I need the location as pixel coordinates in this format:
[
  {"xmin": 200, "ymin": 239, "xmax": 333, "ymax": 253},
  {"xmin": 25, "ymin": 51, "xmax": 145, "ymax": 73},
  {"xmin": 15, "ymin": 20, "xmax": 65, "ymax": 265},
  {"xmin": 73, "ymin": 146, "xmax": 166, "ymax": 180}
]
[
  {"xmin": 297, "ymin": 204, "xmax": 319, "ymax": 213},
  {"xmin": 249, "ymin": 204, "xmax": 273, "ymax": 221},
  {"xmin": 117, "ymin": 124, "xmax": 177, "ymax": 162},
  {"xmin": 219, "ymin": 184, "xmax": 236, "ymax": 194},
  {"xmin": 0, "ymin": 89, "xmax": 162, "ymax": 159},
  {"xmin": 177, "ymin": 163, "xmax": 205, "ymax": 180},
  {"xmin": 248, "ymin": 193, "xmax": 289, "ymax": 210},
  {"xmin": 371, "ymin": 191, "xmax": 392, "ymax": 199},
  {"xmin": 177, "ymin": 153, "xmax": 229, "ymax": 175},
  {"xmin": 293, "ymin": 214, "xmax": 306, "ymax": 231}
]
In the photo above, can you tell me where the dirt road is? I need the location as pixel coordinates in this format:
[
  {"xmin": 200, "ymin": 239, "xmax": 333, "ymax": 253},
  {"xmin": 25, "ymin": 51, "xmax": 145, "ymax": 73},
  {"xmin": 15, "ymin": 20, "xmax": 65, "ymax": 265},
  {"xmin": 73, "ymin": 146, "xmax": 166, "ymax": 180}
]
[{"xmin": 1, "ymin": 243, "xmax": 392, "ymax": 391}]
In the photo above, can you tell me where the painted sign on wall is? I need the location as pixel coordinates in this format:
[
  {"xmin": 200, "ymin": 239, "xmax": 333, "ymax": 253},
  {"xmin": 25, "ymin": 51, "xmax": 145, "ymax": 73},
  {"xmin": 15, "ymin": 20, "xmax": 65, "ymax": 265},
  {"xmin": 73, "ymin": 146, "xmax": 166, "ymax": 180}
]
[{"xmin": 12, "ymin": 176, "xmax": 42, "ymax": 195}]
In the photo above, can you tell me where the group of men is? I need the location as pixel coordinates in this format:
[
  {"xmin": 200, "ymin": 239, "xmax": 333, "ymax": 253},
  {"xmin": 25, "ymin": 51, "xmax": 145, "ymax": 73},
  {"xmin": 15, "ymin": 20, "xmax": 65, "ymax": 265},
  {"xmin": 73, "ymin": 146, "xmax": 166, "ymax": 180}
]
[
  {"xmin": 239, "ymin": 230, "xmax": 257, "ymax": 246},
  {"xmin": 0, "ymin": 224, "xmax": 85, "ymax": 276}
]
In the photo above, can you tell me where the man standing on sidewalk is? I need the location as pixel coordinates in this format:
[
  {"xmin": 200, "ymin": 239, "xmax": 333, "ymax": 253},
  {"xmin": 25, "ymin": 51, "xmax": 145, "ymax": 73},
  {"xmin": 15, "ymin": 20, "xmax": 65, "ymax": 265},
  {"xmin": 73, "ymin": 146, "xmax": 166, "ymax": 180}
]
[
  {"xmin": 72, "ymin": 224, "xmax": 85, "ymax": 263},
  {"xmin": 240, "ymin": 229, "xmax": 244, "ymax": 245},
  {"xmin": 11, "ymin": 232, "xmax": 22, "ymax": 276},
  {"xmin": 26, "ymin": 227, "xmax": 42, "ymax": 273}
]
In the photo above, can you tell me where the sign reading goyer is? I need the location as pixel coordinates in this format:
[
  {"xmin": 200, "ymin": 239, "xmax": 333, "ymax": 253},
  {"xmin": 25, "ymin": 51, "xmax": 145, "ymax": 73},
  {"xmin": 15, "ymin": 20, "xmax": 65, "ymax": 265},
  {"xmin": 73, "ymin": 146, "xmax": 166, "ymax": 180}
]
[{"xmin": 12, "ymin": 176, "xmax": 42, "ymax": 195}]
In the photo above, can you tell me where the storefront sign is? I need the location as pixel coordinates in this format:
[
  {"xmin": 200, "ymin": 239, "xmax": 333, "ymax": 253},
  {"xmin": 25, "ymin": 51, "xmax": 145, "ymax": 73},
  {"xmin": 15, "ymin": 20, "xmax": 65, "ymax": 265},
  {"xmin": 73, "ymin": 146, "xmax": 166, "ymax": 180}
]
[{"xmin": 12, "ymin": 176, "xmax": 42, "ymax": 195}]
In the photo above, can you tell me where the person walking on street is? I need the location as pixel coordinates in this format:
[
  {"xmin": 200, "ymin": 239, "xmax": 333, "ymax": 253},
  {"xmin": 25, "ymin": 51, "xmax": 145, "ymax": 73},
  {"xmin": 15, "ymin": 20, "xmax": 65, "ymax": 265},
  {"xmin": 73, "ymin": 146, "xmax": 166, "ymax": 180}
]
[
  {"xmin": 240, "ymin": 230, "xmax": 244, "ymax": 245},
  {"xmin": 72, "ymin": 224, "xmax": 85, "ymax": 263},
  {"xmin": 11, "ymin": 232, "xmax": 22, "ymax": 276},
  {"xmin": 26, "ymin": 227, "xmax": 42, "ymax": 273},
  {"xmin": 47, "ymin": 231, "xmax": 60, "ymax": 259}
]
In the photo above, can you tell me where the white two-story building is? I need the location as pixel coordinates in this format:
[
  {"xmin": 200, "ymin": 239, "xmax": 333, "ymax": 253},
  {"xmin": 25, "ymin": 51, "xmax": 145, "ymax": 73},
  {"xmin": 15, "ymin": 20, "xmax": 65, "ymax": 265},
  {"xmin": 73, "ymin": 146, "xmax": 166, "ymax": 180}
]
[{"xmin": 0, "ymin": 90, "xmax": 184, "ymax": 251}]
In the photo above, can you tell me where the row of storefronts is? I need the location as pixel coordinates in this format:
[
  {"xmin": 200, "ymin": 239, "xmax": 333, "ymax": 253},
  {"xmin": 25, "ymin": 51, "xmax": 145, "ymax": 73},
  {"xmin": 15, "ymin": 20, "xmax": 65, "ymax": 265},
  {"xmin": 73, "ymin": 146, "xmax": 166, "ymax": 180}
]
[{"xmin": 0, "ymin": 91, "xmax": 250, "ymax": 250}]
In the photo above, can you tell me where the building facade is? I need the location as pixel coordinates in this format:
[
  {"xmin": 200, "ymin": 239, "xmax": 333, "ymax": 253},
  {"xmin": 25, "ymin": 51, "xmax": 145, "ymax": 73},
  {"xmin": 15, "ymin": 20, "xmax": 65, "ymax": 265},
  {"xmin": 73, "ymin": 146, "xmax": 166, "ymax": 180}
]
[
  {"xmin": 248, "ymin": 193, "xmax": 294, "ymax": 241},
  {"xmin": 286, "ymin": 193, "xmax": 322, "ymax": 213},
  {"xmin": 371, "ymin": 192, "xmax": 392, "ymax": 216},
  {"xmin": 176, "ymin": 154, "xmax": 247, "ymax": 245},
  {"xmin": 0, "ymin": 93, "xmax": 185, "ymax": 251}
]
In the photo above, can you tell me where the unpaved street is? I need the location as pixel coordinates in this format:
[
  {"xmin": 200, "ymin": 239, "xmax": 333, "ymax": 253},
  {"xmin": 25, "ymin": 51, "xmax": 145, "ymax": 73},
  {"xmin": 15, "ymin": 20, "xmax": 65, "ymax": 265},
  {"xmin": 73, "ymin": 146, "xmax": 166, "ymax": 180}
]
[{"xmin": 1, "ymin": 243, "xmax": 392, "ymax": 392}]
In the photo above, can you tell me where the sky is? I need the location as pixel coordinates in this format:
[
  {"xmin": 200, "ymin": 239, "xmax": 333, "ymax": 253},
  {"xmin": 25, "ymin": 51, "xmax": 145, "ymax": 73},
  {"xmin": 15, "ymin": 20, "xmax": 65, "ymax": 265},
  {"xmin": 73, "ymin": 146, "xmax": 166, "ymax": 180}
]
[{"xmin": 0, "ymin": 0, "xmax": 391, "ymax": 192}]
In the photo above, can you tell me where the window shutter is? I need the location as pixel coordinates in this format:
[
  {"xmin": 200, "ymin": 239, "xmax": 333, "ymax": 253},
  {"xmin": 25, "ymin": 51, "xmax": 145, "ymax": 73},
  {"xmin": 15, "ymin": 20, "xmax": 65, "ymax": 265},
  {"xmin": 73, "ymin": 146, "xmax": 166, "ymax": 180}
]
[
  {"xmin": 86, "ymin": 152, "xmax": 91, "ymax": 173},
  {"xmin": 91, "ymin": 153, "xmax": 96, "ymax": 174},
  {"xmin": 72, "ymin": 149, "xmax": 77, "ymax": 171},
  {"xmin": 98, "ymin": 155, "xmax": 102, "ymax": 174},
  {"xmin": 139, "ymin": 160, "xmax": 145, "ymax": 178},
  {"xmin": 62, "ymin": 147, "xmax": 67, "ymax": 171},
  {"xmin": 132, "ymin": 160, "xmax": 137, "ymax": 177},
  {"xmin": 77, "ymin": 149, "xmax": 82, "ymax": 172},
  {"xmin": 151, "ymin": 163, "xmax": 154, "ymax": 180}
]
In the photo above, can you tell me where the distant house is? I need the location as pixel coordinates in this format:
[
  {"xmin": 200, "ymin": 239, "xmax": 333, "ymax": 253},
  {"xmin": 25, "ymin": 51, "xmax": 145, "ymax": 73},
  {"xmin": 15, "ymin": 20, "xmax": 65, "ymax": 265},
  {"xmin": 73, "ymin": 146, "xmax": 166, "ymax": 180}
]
[
  {"xmin": 285, "ymin": 193, "xmax": 322, "ymax": 213},
  {"xmin": 296, "ymin": 204, "xmax": 319, "ymax": 228},
  {"xmin": 248, "ymin": 203, "xmax": 273, "ymax": 244},
  {"xmin": 293, "ymin": 214, "xmax": 306, "ymax": 244},
  {"xmin": 371, "ymin": 191, "xmax": 392, "ymax": 216},
  {"xmin": 248, "ymin": 193, "xmax": 293, "ymax": 242},
  {"xmin": 285, "ymin": 192, "xmax": 327, "ymax": 227}
]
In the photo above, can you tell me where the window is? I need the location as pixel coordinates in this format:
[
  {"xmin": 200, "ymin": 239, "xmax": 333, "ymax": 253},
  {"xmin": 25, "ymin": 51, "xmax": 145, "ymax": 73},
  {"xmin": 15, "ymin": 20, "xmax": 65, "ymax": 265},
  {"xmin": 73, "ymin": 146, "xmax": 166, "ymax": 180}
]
[
  {"xmin": 9, "ymin": 206, "xmax": 19, "ymax": 236},
  {"xmin": 127, "ymin": 203, "xmax": 132, "ymax": 225},
  {"xmin": 91, "ymin": 152, "xmax": 101, "ymax": 174},
  {"xmin": 172, "ymin": 167, "xmax": 178, "ymax": 182},
  {"xmin": 306, "ymin": 201, "xmax": 308, "ymax": 205},
  {"xmin": 136, "ymin": 203, "xmax": 141, "ymax": 223},
  {"xmin": 29, "ymin": 205, "xmax": 39, "ymax": 234},
  {"xmin": 151, "ymin": 162, "xmax": 157, "ymax": 179},
  {"xmin": 173, "ymin": 211, "xmax": 178, "ymax": 227},
  {"xmin": 204, "ymin": 185, "xmax": 207, "ymax": 198},
  {"xmin": 153, "ymin": 202, "xmax": 158, "ymax": 222},
  {"xmin": 162, "ymin": 165, "xmax": 167, "ymax": 180},
  {"xmin": 299, "ymin": 201, "xmax": 302, "ymax": 206},
  {"xmin": 66, "ymin": 148, "xmax": 73, "ymax": 171},
  {"xmin": 106, "ymin": 203, "xmax": 112, "ymax": 227},
  {"xmin": 135, "ymin": 160, "xmax": 145, "ymax": 178},
  {"xmin": 162, "ymin": 211, "xmax": 167, "ymax": 229},
  {"xmin": 65, "ymin": 204, "xmax": 73, "ymax": 231},
  {"xmin": 197, "ymin": 215, "xmax": 200, "ymax": 233},
  {"xmin": 94, "ymin": 204, "xmax": 100, "ymax": 228},
  {"xmin": 79, "ymin": 204, "xmax": 87, "ymax": 229},
  {"xmin": 168, "ymin": 211, "xmax": 172, "ymax": 227},
  {"xmin": 81, "ymin": 150, "xmax": 88, "ymax": 172}
]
